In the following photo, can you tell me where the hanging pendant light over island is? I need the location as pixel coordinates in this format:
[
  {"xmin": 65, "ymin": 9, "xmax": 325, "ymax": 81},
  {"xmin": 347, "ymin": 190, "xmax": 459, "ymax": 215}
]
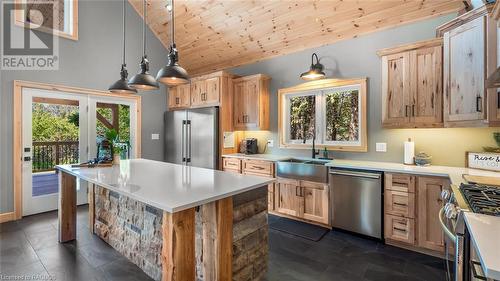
[
  {"xmin": 128, "ymin": 0, "xmax": 159, "ymax": 91},
  {"xmin": 108, "ymin": 0, "xmax": 137, "ymax": 94},
  {"xmin": 156, "ymin": 0, "xmax": 190, "ymax": 86}
]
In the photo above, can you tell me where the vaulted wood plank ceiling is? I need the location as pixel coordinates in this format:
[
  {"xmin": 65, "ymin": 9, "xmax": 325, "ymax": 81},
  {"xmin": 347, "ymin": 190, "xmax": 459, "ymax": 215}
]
[{"xmin": 129, "ymin": 0, "xmax": 467, "ymax": 76}]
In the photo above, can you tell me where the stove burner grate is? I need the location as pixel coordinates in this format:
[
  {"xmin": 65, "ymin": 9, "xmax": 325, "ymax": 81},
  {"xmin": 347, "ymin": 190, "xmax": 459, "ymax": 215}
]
[{"xmin": 459, "ymin": 184, "xmax": 500, "ymax": 216}]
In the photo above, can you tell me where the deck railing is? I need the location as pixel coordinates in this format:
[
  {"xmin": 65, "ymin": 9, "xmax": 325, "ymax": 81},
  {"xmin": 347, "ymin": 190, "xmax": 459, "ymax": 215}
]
[{"xmin": 32, "ymin": 141, "xmax": 79, "ymax": 172}]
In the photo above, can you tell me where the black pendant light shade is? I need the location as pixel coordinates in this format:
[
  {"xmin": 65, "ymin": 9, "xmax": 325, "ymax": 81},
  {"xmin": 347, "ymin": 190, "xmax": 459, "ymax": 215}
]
[
  {"xmin": 108, "ymin": 0, "xmax": 137, "ymax": 94},
  {"xmin": 300, "ymin": 53, "xmax": 326, "ymax": 81},
  {"xmin": 156, "ymin": 44, "xmax": 189, "ymax": 85},
  {"xmin": 487, "ymin": 67, "xmax": 500, "ymax": 88},
  {"xmin": 156, "ymin": 0, "xmax": 190, "ymax": 86},
  {"xmin": 129, "ymin": 0, "xmax": 159, "ymax": 91},
  {"xmin": 128, "ymin": 55, "xmax": 159, "ymax": 90},
  {"xmin": 109, "ymin": 64, "xmax": 137, "ymax": 94}
]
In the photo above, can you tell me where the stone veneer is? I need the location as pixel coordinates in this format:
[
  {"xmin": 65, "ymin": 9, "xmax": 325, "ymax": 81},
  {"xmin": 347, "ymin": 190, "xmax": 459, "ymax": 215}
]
[{"xmin": 93, "ymin": 185, "xmax": 268, "ymax": 281}]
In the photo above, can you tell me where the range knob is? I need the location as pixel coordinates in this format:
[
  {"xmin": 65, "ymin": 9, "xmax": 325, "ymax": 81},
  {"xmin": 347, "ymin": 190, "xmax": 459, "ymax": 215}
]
[
  {"xmin": 441, "ymin": 189, "xmax": 451, "ymax": 201},
  {"xmin": 444, "ymin": 203, "xmax": 458, "ymax": 219}
]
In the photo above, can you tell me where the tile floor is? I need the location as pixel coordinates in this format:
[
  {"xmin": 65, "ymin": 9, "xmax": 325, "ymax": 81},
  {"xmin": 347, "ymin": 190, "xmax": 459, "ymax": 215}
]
[{"xmin": 0, "ymin": 206, "xmax": 448, "ymax": 281}]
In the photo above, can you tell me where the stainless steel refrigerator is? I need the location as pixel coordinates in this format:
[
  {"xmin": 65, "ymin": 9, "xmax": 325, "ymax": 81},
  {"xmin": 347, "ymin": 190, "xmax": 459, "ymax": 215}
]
[{"xmin": 164, "ymin": 107, "xmax": 219, "ymax": 169}]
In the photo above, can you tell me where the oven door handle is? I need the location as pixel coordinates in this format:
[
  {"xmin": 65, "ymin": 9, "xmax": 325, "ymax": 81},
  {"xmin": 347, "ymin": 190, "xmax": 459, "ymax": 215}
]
[{"xmin": 439, "ymin": 207, "xmax": 457, "ymax": 244}]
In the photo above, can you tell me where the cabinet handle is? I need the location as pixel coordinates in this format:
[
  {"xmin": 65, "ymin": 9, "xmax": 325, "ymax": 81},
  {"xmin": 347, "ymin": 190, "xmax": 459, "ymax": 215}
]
[
  {"xmin": 405, "ymin": 105, "xmax": 409, "ymax": 117},
  {"xmin": 175, "ymin": 97, "xmax": 180, "ymax": 105},
  {"xmin": 497, "ymin": 91, "xmax": 500, "ymax": 109},
  {"xmin": 394, "ymin": 227, "xmax": 407, "ymax": 232},
  {"xmin": 393, "ymin": 202, "xmax": 407, "ymax": 207},
  {"xmin": 412, "ymin": 104, "xmax": 415, "ymax": 117},
  {"xmin": 476, "ymin": 96, "xmax": 482, "ymax": 112}
]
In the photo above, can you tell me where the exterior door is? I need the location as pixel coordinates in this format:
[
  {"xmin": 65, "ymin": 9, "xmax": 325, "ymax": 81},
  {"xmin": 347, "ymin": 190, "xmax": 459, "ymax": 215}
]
[
  {"xmin": 88, "ymin": 95, "xmax": 138, "ymax": 163},
  {"xmin": 22, "ymin": 88, "xmax": 88, "ymax": 216}
]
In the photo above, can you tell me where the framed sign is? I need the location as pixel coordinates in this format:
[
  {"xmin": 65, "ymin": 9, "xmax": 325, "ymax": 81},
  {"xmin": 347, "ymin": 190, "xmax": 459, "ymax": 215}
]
[{"xmin": 466, "ymin": 152, "xmax": 500, "ymax": 172}]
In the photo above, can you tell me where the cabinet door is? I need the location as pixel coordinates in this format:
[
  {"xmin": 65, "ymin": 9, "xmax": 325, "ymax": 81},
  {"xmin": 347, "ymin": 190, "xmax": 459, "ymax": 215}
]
[
  {"xmin": 191, "ymin": 80, "xmax": 206, "ymax": 107},
  {"xmin": 443, "ymin": 16, "xmax": 486, "ymax": 124},
  {"xmin": 385, "ymin": 173, "xmax": 415, "ymax": 193},
  {"xmin": 410, "ymin": 46, "xmax": 443, "ymax": 126},
  {"xmin": 233, "ymin": 81, "xmax": 246, "ymax": 129},
  {"xmin": 382, "ymin": 52, "xmax": 411, "ymax": 127},
  {"xmin": 168, "ymin": 87, "xmax": 180, "ymax": 109},
  {"xmin": 177, "ymin": 84, "xmax": 191, "ymax": 108},
  {"xmin": 243, "ymin": 79, "xmax": 260, "ymax": 128},
  {"xmin": 275, "ymin": 178, "xmax": 300, "ymax": 217},
  {"xmin": 417, "ymin": 176, "xmax": 449, "ymax": 252},
  {"xmin": 204, "ymin": 77, "xmax": 220, "ymax": 105},
  {"xmin": 385, "ymin": 215, "xmax": 415, "ymax": 245},
  {"xmin": 299, "ymin": 181, "xmax": 329, "ymax": 225}
]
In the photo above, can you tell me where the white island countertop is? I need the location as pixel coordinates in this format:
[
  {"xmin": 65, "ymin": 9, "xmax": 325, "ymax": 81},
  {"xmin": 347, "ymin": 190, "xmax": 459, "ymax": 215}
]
[
  {"xmin": 463, "ymin": 212, "xmax": 500, "ymax": 280},
  {"xmin": 56, "ymin": 159, "xmax": 274, "ymax": 213}
]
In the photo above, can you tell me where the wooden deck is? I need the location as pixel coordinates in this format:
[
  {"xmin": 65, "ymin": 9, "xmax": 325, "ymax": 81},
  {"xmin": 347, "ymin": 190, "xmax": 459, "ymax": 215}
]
[{"xmin": 33, "ymin": 172, "xmax": 58, "ymax": 196}]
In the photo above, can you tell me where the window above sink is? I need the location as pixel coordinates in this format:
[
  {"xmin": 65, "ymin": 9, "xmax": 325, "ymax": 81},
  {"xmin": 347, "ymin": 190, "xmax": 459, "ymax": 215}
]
[{"xmin": 278, "ymin": 78, "xmax": 368, "ymax": 152}]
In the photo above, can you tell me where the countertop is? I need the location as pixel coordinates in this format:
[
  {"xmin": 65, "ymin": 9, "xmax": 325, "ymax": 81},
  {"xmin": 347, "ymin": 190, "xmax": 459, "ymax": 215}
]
[
  {"xmin": 56, "ymin": 159, "xmax": 274, "ymax": 213},
  {"xmin": 463, "ymin": 212, "xmax": 500, "ymax": 280}
]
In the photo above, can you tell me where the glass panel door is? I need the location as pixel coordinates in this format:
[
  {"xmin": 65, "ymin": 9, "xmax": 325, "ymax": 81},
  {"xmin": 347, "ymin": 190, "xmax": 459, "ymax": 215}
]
[{"xmin": 22, "ymin": 88, "xmax": 89, "ymax": 216}]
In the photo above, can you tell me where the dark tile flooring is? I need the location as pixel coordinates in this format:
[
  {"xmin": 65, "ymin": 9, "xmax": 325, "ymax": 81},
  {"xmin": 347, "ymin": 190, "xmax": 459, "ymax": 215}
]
[{"xmin": 0, "ymin": 207, "xmax": 448, "ymax": 281}]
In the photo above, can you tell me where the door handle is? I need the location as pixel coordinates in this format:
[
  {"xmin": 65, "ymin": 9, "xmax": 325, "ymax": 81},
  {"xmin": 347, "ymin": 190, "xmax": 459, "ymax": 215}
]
[
  {"xmin": 24, "ymin": 156, "xmax": 31, "ymax": 162},
  {"xmin": 186, "ymin": 120, "xmax": 192, "ymax": 164},
  {"xmin": 182, "ymin": 120, "xmax": 186, "ymax": 162}
]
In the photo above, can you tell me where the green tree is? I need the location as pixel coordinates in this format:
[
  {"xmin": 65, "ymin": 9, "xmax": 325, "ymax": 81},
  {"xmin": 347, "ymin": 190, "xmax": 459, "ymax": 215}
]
[{"xmin": 32, "ymin": 103, "xmax": 79, "ymax": 141}]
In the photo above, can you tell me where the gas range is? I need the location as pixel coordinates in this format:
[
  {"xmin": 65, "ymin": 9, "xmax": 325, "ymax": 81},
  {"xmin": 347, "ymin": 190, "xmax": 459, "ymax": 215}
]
[{"xmin": 459, "ymin": 183, "xmax": 500, "ymax": 216}]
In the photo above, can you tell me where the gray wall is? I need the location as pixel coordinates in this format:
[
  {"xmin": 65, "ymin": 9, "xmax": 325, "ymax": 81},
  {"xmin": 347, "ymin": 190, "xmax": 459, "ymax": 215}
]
[
  {"xmin": 230, "ymin": 14, "xmax": 497, "ymax": 166},
  {"xmin": 0, "ymin": 0, "xmax": 168, "ymax": 213}
]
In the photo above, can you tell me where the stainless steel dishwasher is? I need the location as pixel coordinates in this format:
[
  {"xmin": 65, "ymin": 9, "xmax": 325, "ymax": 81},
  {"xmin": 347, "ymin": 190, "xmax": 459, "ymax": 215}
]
[{"xmin": 329, "ymin": 168, "xmax": 383, "ymax": 239}]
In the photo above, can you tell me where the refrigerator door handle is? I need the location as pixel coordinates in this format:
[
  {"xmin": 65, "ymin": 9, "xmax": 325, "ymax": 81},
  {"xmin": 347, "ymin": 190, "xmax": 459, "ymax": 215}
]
[
  {"xmin": 182, "ymin": 120, "xmax": 186, "ymax": 163},
  {"xmin": 186, "ymin": 120, "xmax": 192, "ymax": 163}
]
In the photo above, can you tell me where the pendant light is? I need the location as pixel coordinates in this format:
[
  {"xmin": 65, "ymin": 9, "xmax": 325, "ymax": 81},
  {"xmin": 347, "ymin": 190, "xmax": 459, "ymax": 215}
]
[
  {"xmin": 156, "ymin": 0, "xmax": 190, "ymax": 86},
  {"xmin": 108, "ymin": 0, "xmax": 137, "ymax": 94},
  {"xmin": 128, "ymin": 0, "xmax": 159, "ymax": 90},
  {"xmin": 300, "ymin": 53, "xmax": 326, "ymax": 81}
]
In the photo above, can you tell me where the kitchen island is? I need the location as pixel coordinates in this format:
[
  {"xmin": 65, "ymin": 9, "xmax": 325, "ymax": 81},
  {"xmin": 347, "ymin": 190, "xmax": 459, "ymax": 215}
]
[{"xmin": 56, "ymin": 159, "xmax": 274, "ymax": 281}]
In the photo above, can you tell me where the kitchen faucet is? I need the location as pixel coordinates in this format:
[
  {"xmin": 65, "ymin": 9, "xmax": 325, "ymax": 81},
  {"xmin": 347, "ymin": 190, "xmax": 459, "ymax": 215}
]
[{"xmin": 311, "ymin": 132, "xmax": 319, "ymax": 159}]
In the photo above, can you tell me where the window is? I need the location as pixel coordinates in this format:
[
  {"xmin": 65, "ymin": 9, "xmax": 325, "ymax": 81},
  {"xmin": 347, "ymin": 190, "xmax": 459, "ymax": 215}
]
[
  {"xmin": 279, "ymin": 79, "xmax": 367, "ymax": 152},
  {"xmin": 15, "ymin": 0, "xmax": 78, "ymax": 40}
]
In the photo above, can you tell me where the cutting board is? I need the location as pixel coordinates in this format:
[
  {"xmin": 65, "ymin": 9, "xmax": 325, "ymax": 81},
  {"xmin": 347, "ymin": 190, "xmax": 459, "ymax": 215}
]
[{"xmin": 463, "ymin": 174, "xmax": 500, "ymax": 186}]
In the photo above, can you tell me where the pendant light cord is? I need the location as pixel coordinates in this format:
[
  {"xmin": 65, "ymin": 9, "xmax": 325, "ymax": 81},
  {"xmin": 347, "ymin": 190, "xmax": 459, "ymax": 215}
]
[
  {"xmin": 143, "ymin": 0, "xmax": 147, "ymax": 57},
  {"xmin": 122, "ymin": 0, "xmax": 126, "ymax": 65},
  {"xmin": 170, "ymin": 0, "xmax": 175, "ymax": 47}
]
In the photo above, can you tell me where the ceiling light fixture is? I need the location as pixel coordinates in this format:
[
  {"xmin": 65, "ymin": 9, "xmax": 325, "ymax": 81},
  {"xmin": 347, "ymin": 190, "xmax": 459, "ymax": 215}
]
[
  {"xmin": 128, "ymin": 0, "xmax": 159, "ymax": 90},
  {"xmin": 156, "ymin": 0, "xmax": 190, "ymax": 86},
  {"xmin": 108, "ymin": 0, "xmax": 137, "ymax": 94},
  {"xmin": 300, "ymin": 53, "xmax": 326, "ymax": 81}
]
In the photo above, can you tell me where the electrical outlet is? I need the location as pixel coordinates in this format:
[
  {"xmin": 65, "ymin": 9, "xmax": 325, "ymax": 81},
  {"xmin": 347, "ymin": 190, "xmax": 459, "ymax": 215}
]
[
  {"xmin": 267, "ymin": 140, "xmax": 274, "ymax": 148},
  {"xmin": 376, "ymin": 142, "xmax": 387, "ymax": 152},
  {"xmin": 151, "ymin": 133, "xmax": 160, "ymax": 140}
]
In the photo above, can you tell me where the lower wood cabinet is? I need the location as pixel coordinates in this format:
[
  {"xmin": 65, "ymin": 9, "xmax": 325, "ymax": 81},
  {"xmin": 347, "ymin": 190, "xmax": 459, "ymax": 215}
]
[
  {"xmin": 274, "ymin": 177, "xmax": 330, "ymax": 226},
  {"xmin": 384, "ymin": 173, "xmax": 450, "ymax": 255}
]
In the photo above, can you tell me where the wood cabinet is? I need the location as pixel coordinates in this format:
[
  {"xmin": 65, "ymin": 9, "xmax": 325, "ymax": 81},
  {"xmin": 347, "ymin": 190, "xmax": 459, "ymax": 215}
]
[
  {"xmin": 384, "ymin": 173, "xmax": 450, "ymax": 256},
  {"xmin": 191, "ymin": 77, "xmax": 220, "ymax": 107},
  {"xmin": 274, "ymin": 178, "xmax": 300, "ymax": 217},
  {"xmin": 416, "ymin": 176, "xmax": 450, "ymax": 252},
  {"xmin": 378, "ymin": 38, "xmax": 443, "ymax": 128},
  {"xmin": 233, "ymin": 74, "xmax": 270, "ymax": 130},
  {"xmin": 168, "ymin": 84, "xmax": 190, "ymax": 109},
  {"xmin": 222, "ymin": 157, "xmax": 241, "ymax": 173},
  {"xmin": 437, "ymin": 4, "xmax": 498, "ymax": 127}
]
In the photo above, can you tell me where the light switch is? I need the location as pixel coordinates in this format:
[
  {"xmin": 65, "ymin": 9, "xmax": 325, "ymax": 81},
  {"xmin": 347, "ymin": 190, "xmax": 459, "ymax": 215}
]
[
  {"xmin": 151, "ymin": 133, "xmax": 160, "ymax": 140},
  {"xmin": 376, "ymin": 142, "xmax": 387, "ymax": 152}
]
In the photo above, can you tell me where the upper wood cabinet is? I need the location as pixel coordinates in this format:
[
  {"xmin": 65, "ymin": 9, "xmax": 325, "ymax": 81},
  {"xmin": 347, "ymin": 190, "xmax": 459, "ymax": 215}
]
[
  {"xmin": 168, "ymin": 84, "xmax": 190, "ymax": 110},
  {"xmin": 378, "ymin": 38, "xmax": 443, "ymax": 128},
  {"xmin": 233, "ymin": 74, "xmax": 270, "ymax": 130},
  {"xmin": 191, "ymin": 76, "xmax": 220, "ymax": 107},
  {"xmin": 437, "ymin": 4, "xmax": 498, "ymax": 127}
]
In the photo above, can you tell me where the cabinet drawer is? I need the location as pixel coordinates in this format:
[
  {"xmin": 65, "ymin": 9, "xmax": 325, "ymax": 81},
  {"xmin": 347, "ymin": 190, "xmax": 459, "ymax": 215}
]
[
  {"xmin": 385, "ymin": 190, "xmax": 415, "ymax": 218},
  {"xmin": 385, "ymin": 215, "xmax": 415, "ymax": 245},
  {"xmin": 385, "ymin": 173, "xmax": 415, "ymax": 193},
  {"xmin": 222, "ymin": 158, "xmax": 241, "ymax": 172},
  {"xmin": 242, "ymin": 159, "xmax": 274, "ymax": 176}
]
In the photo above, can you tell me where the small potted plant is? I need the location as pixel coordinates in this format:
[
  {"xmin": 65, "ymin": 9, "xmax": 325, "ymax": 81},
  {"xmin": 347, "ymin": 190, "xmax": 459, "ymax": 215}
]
[{"xmin": 105, "ymin": 129, "xmax": 124, "ymax": 165}]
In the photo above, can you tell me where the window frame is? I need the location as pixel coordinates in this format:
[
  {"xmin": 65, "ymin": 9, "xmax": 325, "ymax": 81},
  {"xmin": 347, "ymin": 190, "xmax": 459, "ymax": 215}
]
[
  {"xmin": 278, "ymin": 78, "xmax": 368, "ymax": 152},
  {"xmin": 14, "ymin": 0, "xmax": 79, "ymax": 41}
]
